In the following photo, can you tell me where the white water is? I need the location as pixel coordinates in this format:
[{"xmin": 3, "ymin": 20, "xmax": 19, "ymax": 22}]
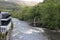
[{"xmin": 10, "ymin": 18, "xmax": 48, "ymax": 40}]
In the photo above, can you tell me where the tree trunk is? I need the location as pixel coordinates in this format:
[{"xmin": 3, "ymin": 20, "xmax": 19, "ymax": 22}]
[{"xmin": 33, "ymin": 18, "xmax": 36, "ymax": 27}]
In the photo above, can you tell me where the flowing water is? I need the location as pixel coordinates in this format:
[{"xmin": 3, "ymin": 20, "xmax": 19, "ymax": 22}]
[{"xmin": 10, "ymin": 18, "xmax": 60, "ymax": 40}]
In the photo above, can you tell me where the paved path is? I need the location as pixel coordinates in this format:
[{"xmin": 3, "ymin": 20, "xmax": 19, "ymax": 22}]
[{"xmin": 10, "ymin": 18, "xmax": 49, "ymax": 40}]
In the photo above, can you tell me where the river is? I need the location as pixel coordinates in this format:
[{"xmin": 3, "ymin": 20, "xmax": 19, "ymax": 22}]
[{"xmin": 11, "ymin": 18, "xmax": 60, "ymax": 40}]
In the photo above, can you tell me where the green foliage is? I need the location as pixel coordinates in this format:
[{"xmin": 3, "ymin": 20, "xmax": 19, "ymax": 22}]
[
  {"xmin": 34, "ymin": 0, "xmax": 60, "ymax": 30},
  {"xmin": 0, "ymin": 0, "xmax": 60, "ymax": 30},
  {"xmin": 9, "ymin": 0, "xmax": 60, "ymax": 30},
  {"xmin": 17, "ymin": 0, "xmax": 60, "ymax": 30}
]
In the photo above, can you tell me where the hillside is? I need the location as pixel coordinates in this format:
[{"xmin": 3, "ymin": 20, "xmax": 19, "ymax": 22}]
[
  {"xmin": 0, "ymin": 1, "xmax": 19, "ymax": 10},
  {"xmin": 16, "ymin": 1, "xmax": 39, "ymax": 6},
  {"xmin": 4, "ymin": 0, "xmax": 40, "ymax": 6}
]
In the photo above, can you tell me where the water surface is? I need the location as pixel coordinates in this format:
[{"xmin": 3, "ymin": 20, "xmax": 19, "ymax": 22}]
[{"xmin": 11, "ymin": 18, "xmax": 60, "ymax": 40}]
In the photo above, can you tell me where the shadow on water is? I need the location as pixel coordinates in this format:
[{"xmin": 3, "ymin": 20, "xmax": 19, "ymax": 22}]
[{"xmin": 45, "ymin": 29, "xmax": 60, "ymax": 40}]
